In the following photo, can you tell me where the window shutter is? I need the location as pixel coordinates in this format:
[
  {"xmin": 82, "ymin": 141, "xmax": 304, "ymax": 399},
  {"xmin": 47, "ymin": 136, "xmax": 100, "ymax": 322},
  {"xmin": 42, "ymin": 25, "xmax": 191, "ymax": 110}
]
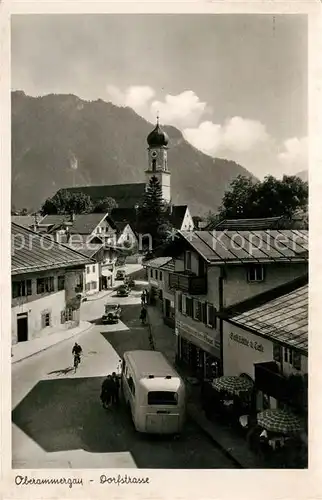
[
  {"xmin": 202, "ymin": 302, "xmax": 207, "ymax": 324},
  {"xmin": 61, "ymin": 310, "xmax": 66, "ymax": 324},
  {"xmin": 212, "ymin": 306, "xmax": 217, "ymax": 329},
  {"xmin": 41, "ymin": 313, "xmax": 46, "ymax": 329},
  {"xmin": 26, "ymin": 280, "xmax": 32, "ymax": 295},
  {"xmin": 186, "ymin": 297, "xmax": 193, "ymax": 317},
  {"xmin": 273, "ymin": 343, "xmax": 282, "ymax": 362},
  {"xmin": 178, "ymin": 293, "xmax": 182, "ymax": 313}
]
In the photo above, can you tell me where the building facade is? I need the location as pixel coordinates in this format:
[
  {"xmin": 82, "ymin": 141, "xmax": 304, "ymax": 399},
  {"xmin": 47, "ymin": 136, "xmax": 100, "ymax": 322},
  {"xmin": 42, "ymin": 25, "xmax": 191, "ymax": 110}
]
[
  {"xmin": 163, "ymin": 229, "xmax": 308, "ymax": 381},
  {"xmin": 11, "ymin": 223, "xmax": 93, "ymax": 344}
]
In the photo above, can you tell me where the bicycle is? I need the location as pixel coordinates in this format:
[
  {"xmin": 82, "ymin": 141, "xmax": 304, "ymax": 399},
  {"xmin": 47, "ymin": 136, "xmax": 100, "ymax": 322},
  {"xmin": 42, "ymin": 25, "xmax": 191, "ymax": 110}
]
[{"xmin": 73, "ymin": 353, "xmax": 81, "ymax": 373}]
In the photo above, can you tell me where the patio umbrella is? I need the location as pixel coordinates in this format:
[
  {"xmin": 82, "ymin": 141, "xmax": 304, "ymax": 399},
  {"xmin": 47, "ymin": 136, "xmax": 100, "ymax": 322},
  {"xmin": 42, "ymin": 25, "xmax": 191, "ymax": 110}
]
[
  {"xmin": 211, "ymin": 375, "xmax": 254, "ymax": 396},
  {"xmin": 257, "ymin": 408, "xmax": 303, "ymax": 434}
]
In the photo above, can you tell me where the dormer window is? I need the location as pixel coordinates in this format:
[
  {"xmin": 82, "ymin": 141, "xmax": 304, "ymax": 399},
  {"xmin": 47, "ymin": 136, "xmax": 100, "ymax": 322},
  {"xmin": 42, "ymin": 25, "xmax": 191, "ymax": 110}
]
[{"xmin": 247, "ymin": 264, "xmax": 264, "ymax": 282}]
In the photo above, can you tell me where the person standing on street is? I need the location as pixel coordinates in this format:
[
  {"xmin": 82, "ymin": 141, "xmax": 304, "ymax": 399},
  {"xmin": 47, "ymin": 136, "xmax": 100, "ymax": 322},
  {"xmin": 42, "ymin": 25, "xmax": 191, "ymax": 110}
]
[
  {"xmin": 141, "ymin": 291, "xmax": 146, "ymax": 305},
  {"xmin": 140, "ymin": 305, "xmax": 147, "ymax": 325},
  {"xmin": 101, "ymin": 375, "xmax": 113, "ymax": 409},
  {"xmin": 111, "ymin": 372, "xmax": 120, "ymax": 405}
]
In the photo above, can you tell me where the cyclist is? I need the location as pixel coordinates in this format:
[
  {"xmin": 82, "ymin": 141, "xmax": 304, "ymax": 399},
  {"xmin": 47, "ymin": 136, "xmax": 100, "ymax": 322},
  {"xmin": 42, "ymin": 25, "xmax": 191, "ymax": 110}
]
[{"xmin": 72, "ymin": 342, "xmax": 82, "ymax": 371}]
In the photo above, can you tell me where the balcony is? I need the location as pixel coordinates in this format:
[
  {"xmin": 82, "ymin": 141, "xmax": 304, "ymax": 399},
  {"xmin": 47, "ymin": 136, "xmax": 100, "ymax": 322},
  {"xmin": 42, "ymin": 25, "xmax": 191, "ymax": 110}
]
[{"xmin": 169, "ymin": 272, "xmax": 207, "ymax": 295}]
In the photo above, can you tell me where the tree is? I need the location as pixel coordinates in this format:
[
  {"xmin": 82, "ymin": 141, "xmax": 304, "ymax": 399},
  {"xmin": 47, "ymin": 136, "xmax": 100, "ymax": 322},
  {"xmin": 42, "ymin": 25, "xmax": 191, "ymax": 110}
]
[
  {"xmin": 41, "ymin": 189, "xmax": 94, "ymax": 215},
  {"xmin": 94, "ymin": 196, "xmax": 118, "ymax": 213},
  {"xmin": 219, "ymin": 174, "xmax": 308, "ymax": 220},
  {"xmin": 137, "ymin": 176, "xmax": 173, "ymax": 250}
]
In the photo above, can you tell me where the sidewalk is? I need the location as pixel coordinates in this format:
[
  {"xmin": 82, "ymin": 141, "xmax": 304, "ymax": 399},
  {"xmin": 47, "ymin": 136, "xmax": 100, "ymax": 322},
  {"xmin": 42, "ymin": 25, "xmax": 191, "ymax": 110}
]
[
  {"xmin": 12, "ymin": 320, "xmax": 92, "ymax": 364},
  {"xmin": 147, "ymin": 305, "xmax": 264, "ymax": 469}
]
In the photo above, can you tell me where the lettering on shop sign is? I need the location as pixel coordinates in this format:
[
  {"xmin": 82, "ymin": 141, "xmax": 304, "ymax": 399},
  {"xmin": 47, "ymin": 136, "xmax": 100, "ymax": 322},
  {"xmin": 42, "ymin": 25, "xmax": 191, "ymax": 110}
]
[
  {"xmin": 176, "ymin": 320, "xmax": 216, "ymax": 347},
  {"xmin": 230, "ymin": 332, "xmax": 264, "ymax": 352}
]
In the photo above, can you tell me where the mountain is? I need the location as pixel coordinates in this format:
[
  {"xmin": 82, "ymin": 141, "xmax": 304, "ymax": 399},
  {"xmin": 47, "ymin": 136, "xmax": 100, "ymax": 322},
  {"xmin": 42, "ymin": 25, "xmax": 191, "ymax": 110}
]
[
  {"xmin": 11, "ymin": 91, "xmax": 255, "ymax": 216},
  {"xmin": 296, "ymin": 170, "xmax": 308, "ymax": 182}
]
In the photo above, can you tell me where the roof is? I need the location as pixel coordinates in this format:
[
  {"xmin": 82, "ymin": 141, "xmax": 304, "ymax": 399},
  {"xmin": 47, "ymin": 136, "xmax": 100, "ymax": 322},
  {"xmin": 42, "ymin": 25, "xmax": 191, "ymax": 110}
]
[
  {"xmin": 39, "ymin": 214, "xmax": 70, "ymax": 226},
  {"xmin": 160, "ymin": 258, "xmax": 175, "ymax": 272},
  {"xmin": 207, "ymin": 217, "xmax": 284, "ymax": 231},
  {"xmin": 58, "ymin": 183, "xmax": 146, "ymax": 208},
  {"xmin": 144, "ymin": 256, "xmax": 173, "ymax": 269},
  {"xmin": 169, "ymin": 205, "xmax": 188, "ymax": 229},
  {"xmin": 124, "ymin": 350, "xmax": 179, "ymax": 379},
  {"xmin": 11, "ymin": 215, "xmax": 41, "ymax": 227},
  {"xmin": 179, "ymin": 229, "xmax": 308, "ymax": 264},
  {"xmin": 68, "ymin": 213, "xmax": 111, "ymax": 234},
  {"xmin": 65, "ymin": 243, "xmax": 103, "ymax": 258},
  {"xmin": 114, "ymin": 221, "xmax": 129, "ymax": 233},
  {"xmin": 12, "ymin": 223, "xmax": 93, "ymax": 275},
  {"xmin": 227, "ymin": 282, "xmax": 308, "ymax": 353}
]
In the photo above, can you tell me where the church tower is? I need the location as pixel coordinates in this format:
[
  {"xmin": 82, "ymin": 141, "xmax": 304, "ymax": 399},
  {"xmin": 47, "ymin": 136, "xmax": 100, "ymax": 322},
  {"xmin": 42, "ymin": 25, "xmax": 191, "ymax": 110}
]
[{"xmin": 145, "ymin": 117, "xmax": 171, "ymax": 203}]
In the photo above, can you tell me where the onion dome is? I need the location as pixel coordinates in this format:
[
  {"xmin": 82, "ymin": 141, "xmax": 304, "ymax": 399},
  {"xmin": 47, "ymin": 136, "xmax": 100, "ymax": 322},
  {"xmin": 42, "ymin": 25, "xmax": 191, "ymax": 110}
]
[{"xmin": 147, "ymin": 118, "xmax": 169, "ymax": 147}]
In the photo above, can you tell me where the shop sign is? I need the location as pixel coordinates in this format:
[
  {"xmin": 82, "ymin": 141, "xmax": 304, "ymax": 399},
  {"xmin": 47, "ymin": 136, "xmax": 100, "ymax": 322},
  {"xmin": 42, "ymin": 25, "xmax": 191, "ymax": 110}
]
[
  {"xmin": 230, "ymin": 332, "xmax": 264, "ymax": 352},
  {"xmin": 176, "ymin": 320, "xmax": 216, "ymax": 347}
]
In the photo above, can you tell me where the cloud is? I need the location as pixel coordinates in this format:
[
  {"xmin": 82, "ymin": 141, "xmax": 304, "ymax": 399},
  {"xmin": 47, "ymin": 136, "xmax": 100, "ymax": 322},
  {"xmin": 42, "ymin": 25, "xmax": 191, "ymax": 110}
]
[
  {"xmin": 151, "ymin": 91, "xmax": 208, "ymax": 128},
  {"xmin": 278, "ymin": 136, "xmax": 308, "ymax": 171},
  {"xmin": 106, "ymin": 85, "xmax": 155, "ymax": 111},
  {"xmin": 183, "ymin": 117, "xmax": 270, "ymax": 156},
  {"xmin": 106, "ymin": 86, "xmax": 208, "ymax": 127}
]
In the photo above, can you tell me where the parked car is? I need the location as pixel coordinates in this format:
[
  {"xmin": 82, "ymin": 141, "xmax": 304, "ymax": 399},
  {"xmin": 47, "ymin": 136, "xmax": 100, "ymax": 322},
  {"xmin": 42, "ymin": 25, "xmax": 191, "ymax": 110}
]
[
  {"xmin": 76, "ymin": 292, "xmax": 88, "ymax": 302},
  {"xmin": 117, "ymin": 284, "xmax": 130, "ymax": 297},
  {"xmin": 116, "ymin": 269, "xmax": 126, "ymax": 280},
  {"xmin": 124, "ymin": 276, "xmax": 135, "ymax": 289},
  {"xmin": 102, "ymin": 303, "xmax": 122, "ymax": 324}
]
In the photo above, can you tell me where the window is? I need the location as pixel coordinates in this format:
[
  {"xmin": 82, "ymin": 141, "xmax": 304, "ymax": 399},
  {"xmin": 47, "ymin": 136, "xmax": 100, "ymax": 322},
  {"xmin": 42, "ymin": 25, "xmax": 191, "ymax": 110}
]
[
  {"xmin": 86, "ymin": 266, "xmax": 90, "ymax": 274},
  {"xmin": 37, "ymin": 277, "xmax": 55, "ymax": 294},
  {"xmin": 247, "ymin": 264, "xmax": 264, "ymax": 282},
  {"xmin": 273, "ymin": 343, "xmax": 282, "ymax": 362},
  {"xmin": 292, "ymin": 351, "xmax": 302, "ymax": 370},
  {"xmin": 152, "ymin": 158, "xmax": 156, "ymax": 171},
  {"xmin": 150, "ymin": 269, "xmax": 153, "ymax": 278},
  {"xmin": 284, "ymin": 347, "xmax": 293, "ymax": 364},
  {"xmin": 12, "ymin": 280, "xmax": 32, "ymax": 298},
  {"xmin": 127, "ymin": 376, "xmax": 135, "ymax": 395},
  {"xmin": 147, "ymin": 391, "xmax": 177, "ymax": 406},
  {"xmin": 58, "ymin": 275, "xmax": 65, "ymax": 291},
  {"xmin": 91, "ymin": 281, "xmax": 97, "ymax": 290},
  {"xmin": 159, "ymin": 271, "xmax": 163, "ymax": 281},
  {"xmin": 185, "ymin": 251, "xmax": 192, "ymax": 271},
  {"xmin": 186, "ymin": 297, "xmax": 193, "ymax": 317},
  {"xmin": 61, "ymin": 311, "xmax": 66, "ymax": 324},
  {"xmin": 92, "ymin": 265, "xmax": 96, "ymax": 273},
  {"xmin": 205, "ymin": 303, "xmax": 216, "ymax": 328},
  {"xmin": 41, "ymin": 312, "xmax": 51, "ymax": 328},
  {"xmin": 85, "ymin": 283, "xmax": 91, "ymax": 291},
  {"xmin": 193, "ymin": 299, "xmax": 202, "ymax": 321},
  {"xmin": 155, "ymin": 270, "xmax": 158, "ymax": 279}
]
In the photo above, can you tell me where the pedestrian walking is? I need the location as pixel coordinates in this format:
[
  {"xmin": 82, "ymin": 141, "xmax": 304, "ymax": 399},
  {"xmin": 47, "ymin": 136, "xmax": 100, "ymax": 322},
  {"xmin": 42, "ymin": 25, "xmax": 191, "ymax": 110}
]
[
  {"xmin": 111, "ymin": 371, "xmax": 120, "ymax": 405},
  {"xmin": 140, "ymin": 305, "xmax": 147, "ymax": 325},
  {"xmin": 141, "ymin": 291, "xmax": 146, "ymax": 305},
  {"xmin": 144, "ymin": 289, "xmax": 149, "ymax": 304},
  {"xmin": 101, "ymin": 375, "xmax": 113, "ymax": 409}
]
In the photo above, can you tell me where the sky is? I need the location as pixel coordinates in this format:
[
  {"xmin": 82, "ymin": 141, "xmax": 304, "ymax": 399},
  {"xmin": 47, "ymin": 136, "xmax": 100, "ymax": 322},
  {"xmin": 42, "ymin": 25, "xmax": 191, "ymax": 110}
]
[{"xmin": 11, "ymin": 14, "xmax": 308, "ymax": 179}]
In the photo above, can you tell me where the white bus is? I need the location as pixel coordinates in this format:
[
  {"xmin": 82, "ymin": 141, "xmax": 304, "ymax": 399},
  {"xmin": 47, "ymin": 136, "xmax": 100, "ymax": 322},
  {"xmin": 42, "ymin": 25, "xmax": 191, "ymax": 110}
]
[{"xmin": 121, "ymin": 350, "xmax": 186, "ymax": 434}]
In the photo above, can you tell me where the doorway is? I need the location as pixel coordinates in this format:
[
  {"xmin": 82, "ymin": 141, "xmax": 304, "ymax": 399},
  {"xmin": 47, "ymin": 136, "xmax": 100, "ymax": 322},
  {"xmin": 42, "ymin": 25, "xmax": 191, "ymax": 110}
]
[
  {"xmin": 164, "ymin": 299, "xmax": 171, "ymax": 318},
  {"xmin": 17, "ymin": 313, "xmax": 28, "ymax": 342}
]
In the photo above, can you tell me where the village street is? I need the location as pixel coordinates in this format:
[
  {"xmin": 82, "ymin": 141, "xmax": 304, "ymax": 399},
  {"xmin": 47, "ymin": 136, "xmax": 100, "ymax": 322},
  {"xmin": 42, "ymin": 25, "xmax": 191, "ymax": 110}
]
[{"xmin": 12, "ymin": 275, "xmax": 237, "ymax": 470}]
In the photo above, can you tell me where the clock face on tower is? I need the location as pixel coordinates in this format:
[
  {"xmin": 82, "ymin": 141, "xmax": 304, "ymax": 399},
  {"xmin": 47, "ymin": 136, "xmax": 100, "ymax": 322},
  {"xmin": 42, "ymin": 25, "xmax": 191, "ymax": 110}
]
[{"xmin": 151, "ymin": 151, "xmax": 157, "ymax": 158}]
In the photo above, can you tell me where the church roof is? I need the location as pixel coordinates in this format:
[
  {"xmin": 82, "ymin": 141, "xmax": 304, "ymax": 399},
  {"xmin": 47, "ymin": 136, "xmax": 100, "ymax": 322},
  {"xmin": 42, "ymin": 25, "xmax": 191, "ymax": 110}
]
[
  {"xmin": 147, "ymin": 122, "xmax": 169, "ymax": 147},
  {"xmin": 57, "ymin": 183, "xmax": 146, "ymax": 208}
]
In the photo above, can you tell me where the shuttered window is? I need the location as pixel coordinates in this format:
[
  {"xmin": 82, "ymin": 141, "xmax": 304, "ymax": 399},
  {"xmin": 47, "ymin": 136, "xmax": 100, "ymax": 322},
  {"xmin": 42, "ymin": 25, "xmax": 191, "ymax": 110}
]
[
  {"xmin": 41, "ymin": 312, "xmax": 51, "ymax": 328},
  {"xmin": 177, "ymin": 293, "xmax": 182, "ymax": 313},
  {"xmin": 193, "ymin": 300, "xmax": 202, "ymax": 321}
]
